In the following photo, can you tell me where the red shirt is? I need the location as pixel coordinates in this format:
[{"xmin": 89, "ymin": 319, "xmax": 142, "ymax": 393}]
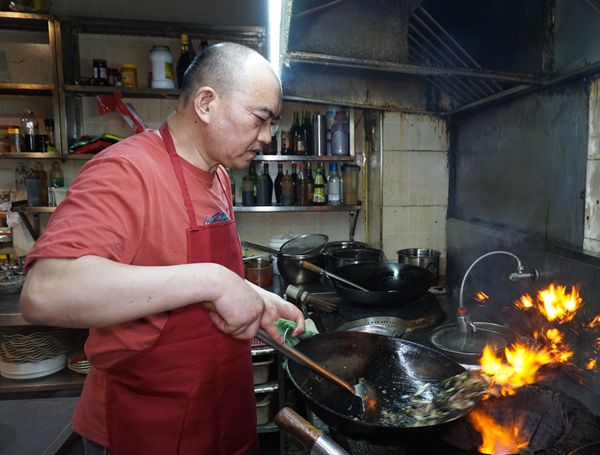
[{"xmin": 25, "ymin": 130, "xmax": 235, "ymax": 446}]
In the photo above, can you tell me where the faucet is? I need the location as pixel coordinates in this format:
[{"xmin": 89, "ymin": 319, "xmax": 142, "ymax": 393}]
[{"xmin": 457, "ymin": 250, "xmax": 538, "ymax": 333}]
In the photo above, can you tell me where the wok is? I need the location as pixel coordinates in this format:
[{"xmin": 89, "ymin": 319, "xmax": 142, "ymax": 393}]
[
  {"xmin": 287, "ymin": 331, "xmax": 471, "ymax": 445},
  {"xmin": 330, "ymin": 262, "xmax": 435, "ymax": 307}
]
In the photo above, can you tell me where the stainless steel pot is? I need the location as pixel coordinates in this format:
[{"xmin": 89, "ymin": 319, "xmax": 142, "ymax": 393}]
[
  {"xmin": 278, "ymin": 252, "xmax": 325, "ymax": 285},
  {"xmin": 323, "ymin": 240, "xmax": 367, "ymax": 254},
  {"xmin": 326, "ymin": 247, "xmax": 384, "ymax": 271},
  {"xmin": 397, "ymin": 248, "xmax": 440, "ymax": 285}
]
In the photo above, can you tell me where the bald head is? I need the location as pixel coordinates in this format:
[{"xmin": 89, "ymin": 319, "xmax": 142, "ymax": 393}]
[{"xmin": 179, "ymin": 42, "xmax": 279, "ymax": 106}]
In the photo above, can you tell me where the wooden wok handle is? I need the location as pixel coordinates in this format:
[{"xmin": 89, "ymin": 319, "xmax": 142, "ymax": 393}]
[
  {"xmin": 274, "ymin": 407, "xmax": 323, "ymax": 449},
  {"xmin": 301, "ymin": 260, "xmax": 323, "ymax": 274}
]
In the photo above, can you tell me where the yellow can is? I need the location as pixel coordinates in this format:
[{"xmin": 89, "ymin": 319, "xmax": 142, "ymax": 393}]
[{"xmin": 120, "ymin": 64, "xmax": 138, "ymax": 88}]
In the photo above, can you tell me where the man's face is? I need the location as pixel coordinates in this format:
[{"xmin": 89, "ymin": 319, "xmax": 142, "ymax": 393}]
[{"xmin": 209, "ymin": 70, "xmax": 282, "ymax": 170}]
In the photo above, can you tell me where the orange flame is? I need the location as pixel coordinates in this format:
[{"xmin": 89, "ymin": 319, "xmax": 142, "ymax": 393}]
[
  {"xmin": 537, "ymin": 284, "xmax": 583, "ymax": 323},
  {"xmin": 468, "ymin": 409, "xmax": 528, "ymax": 454},
  {"xmin": 586, "ymin": 359, "xmax": 597, "ymax": 371},
  {"xmin": 475, "ymin": 291, "xmax": 490, "ymax": 302},
  {"xmin": 514, "ymin": 293, "xmax": 534, "ymax": 310},
  {"xmin": 588, "ymin": 315, "xmax": 600, "ymax": 329},
  {"xmin": 480, "ymin": 343, "xmax": 554, "ymax": 396},
  {"xmin": 534, "ymin": 328, "xmax": 574, "ymax": 363}
]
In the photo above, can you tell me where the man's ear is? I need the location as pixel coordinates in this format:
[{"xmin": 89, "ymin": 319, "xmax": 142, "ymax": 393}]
[{"xmin": 193, "ymin": 86, "xmax": 217, "ymax": 124}]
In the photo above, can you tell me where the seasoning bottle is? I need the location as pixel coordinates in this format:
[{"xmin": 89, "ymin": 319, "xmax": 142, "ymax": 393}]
[
  {"xmin": 293, "ymin": 112, "xmax": 306, "ymax": 155},
  {"xmin": 312, "ymin": 165, "xmax": 326, "ymax": 205},
  {"xmin": 241, "ymin": 167, "xmax": 255, "ymax": 206},
  {"xmin": 176, "ymin": 34, "xmax": 196, "ymax": 89},
  {"xmin": 280, "ymin": 130, "xmax": 294, "ymax": 155},
  {"xmin": 327, "ymin": 162, "xmax": 342, "ymax": 205},
  {"xmin": 256, "ymin": 163, "xmax": 272, "ymax": 206},
  {"xmin": 93, "ymin": 59, "xmax": 108, "ymax": 86},
  {"xmin": 44, "ymin": 119, "xmax": 55, "ymax": 153},
  {"xmin": 120, "ymin": 64, "xmax": 138, "ymax": 88},
  {"xmin": 296, "ymin": 163, "xmax": 308, "ymax": 206},
  {"xmin": 50, "ymin": 161, "xmax": 64, "ymax": 188},
  {"xmin": 302, "ymin": 111, "xmax": 313, "ymax": 155},
  {"xmin": 150, "ymin": 45, "xmax": 175, "ymax": 89},
  {"xmin": 281, "ymin": 171, "xmax": 294, "ymax": 206},
  {"xmin": 306, "ymin": 162, "xmax": 315, "ymax": 204},
  {"xmin": 20, "ymin": 109, "xmax": 38, "ymax": 153},
  {"xmin": 331, "ymin": 111, "xmax": 349, "ymax": 156},
  {"xmin": 273, "ymin": 163, "xmax": 283, "ymax": 204},
  {"xmin": 290, "ymin": 162, "xmax": 298, "ymax": 203}
]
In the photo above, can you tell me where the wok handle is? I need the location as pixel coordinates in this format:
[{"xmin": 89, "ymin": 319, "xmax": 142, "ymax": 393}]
[
  {"xmin": 301, "ymin": 261, "xmax": 370, "ymax": 292},
  {"xmin": 256, "ymin": 329, "xmax": 357, "ymax": 397},
  {"xmin": 241, "ymin": 240, "xmax": 279, "ymax": 256},
  {"xmin": 274, "ymin": 408, "xmax": 350, "ymax": 455}
]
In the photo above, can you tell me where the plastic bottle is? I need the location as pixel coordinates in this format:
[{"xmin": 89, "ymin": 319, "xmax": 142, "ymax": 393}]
[
  {"xmin": 331, "ymin": 111, "xmax": 349, "ymax": 156},
  {"xmin": 150, "ymin": 45, "xmax": 175, "ymax": 89},
  {"xmin": 50, "ymin": 161, "xmax": 64, "ymax": 188},
  {"xmin": 20, "ymin": 109, "xmax": 38, "ymax": 153},
  {"xmin": 327, "ymin": 162, "xmax": 342, "ymax": 205}
]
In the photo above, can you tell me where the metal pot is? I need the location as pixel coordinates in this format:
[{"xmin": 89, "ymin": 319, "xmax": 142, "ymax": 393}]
[
  {"xmin": 278, "ymin": 252, "xmax": 325, "ymax": 285},
  {"xmin": 323, "ymin": 240, "xmax": 368, "ymax": 254},
  {"xmin": 244, "ymin": 256, "xmax": 273, "ymax": 288},
  {"xmin": 397, "ymin": 248, "xmax": 440, "ymax": 285},
  {"xmin": 326, "ymin": 247, "xmax": 384, "ymax": 271}
]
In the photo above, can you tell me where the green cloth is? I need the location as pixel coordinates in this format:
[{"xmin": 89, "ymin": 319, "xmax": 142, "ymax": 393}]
[{"xmin": 274, "ymin": 318, "xmax": 315, "ymax": 347}]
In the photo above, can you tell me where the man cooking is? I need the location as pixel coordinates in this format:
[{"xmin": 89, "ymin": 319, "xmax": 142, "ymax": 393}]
[{"xmin": 20, "ymin": 43, "xmax": 304, "ymax": 455}]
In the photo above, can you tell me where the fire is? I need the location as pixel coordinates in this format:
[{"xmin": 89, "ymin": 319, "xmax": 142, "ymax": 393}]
[
  {"xmin": 514, "ymin": 294, "xmax": 534, "ymax": 309},
  {"xmin": 586, "ymin": 359, "xmax": 597, "ymax": 371},
  {"xmin": 475, "ymin": 291, "xmax": 490, "ymax": 302},
  {"xmin": 534, "ymin": 328, "xmax": 574, "ymax": 363},
  {"xmin": 588, "ymin": 315, "xmax": 600, "ymax": 329},
  {"xmin": 480, "ymin": 343, "xmax": 554, "ymax": 395},
  {"xmin": 537, "ymin": 284, "xmax": 582, "ymax": 323},
  {"xmin": 468, "ymin": 409, "xmax": 528, "ymax": 454}
]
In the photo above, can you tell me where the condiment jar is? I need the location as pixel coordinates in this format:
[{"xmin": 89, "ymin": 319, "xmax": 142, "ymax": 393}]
[
  {"xmin": 93, "ymin": 59, "xmax": 108, "ymax": 86},
  {"xmin": 120, "ymin": 64, "xmax": 138, "ymax": 88},
  {"xmin": 150, "ymin": 46, "xmax": 175, "ymax": 89},
  {"xmin": 0, "ymin": 126, "xmax": 20, "ymax": 153}
]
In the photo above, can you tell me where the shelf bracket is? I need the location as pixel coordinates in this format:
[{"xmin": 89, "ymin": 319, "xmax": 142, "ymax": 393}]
[
  {"xmin": 348, "ymin": 208, "xmax": 360, "ymax": 241},
  {"xmin": 15, "ymin": 210, "xmax": 40, "ymax": 241}
]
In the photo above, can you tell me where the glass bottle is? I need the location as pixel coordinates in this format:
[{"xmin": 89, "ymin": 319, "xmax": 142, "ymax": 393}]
[
  {"xmin": 290, "ymin": 162, "xmax": 298, "ymax": 203},
  {"xmin": 241, "ymin": 166, "xmax": 256, "ymax": 206},
  {"xmin": 306, "ymin": 162, "xmax": 315, "ymax": 205},
  {"xmin": 20, "ymin": 109, "xmax": 38, "ymax": 153},
  {"xmin": 44, "ymin": 119, "xmax": 55, "ymax": 153},
  {"xmin": 303, "ymin": 111, "xmax": 313, "ymax": 155},
  {"xmin": 280, "ymin": 130, "xmax": 294, "ymax": 155},
  {"xmin": 331, "ymin": 111, "xmax": 349, "ymax": 156},
  {"xmin": 274, "ymin": 163, "xmax": 284, "ymax": 204},
  {"xmin": 312, "ymin": 164, "xmax": 326, "ymax": 205},
  {"xmin": 293, "ymin": 112, "xmax": 306, "ymax": 155},
  {"xmin": 296, "ymin": 162, "xmax": 308, "ymax": 206},
  {"xmin": 176, "ymin": 33, "xmax": 196, "ymax": 89},
  {"xmin": 256, "ymin": 163, "xmax": 272, "ymax": 206},
  {"xmin": 281, "ymin": 171, "xmax": 294, "ymax": 206},
  {"xmin": 327, "ymin": 162, "xmax": 342, "ymax": 205},
  {"xmin": 15, "ymin": 162, "xmax": 31, "ymax": 201},
  {"xmin": 320, "ymin": 163, "xmax": 328, "ymax": 203},
  {"xmin": 50, "ymin": 161, "xmax": 64, "ymax": 188}
]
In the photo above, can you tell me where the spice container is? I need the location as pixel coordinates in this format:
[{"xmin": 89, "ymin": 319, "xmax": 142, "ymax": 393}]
[
  {"xmin": 0, "ymin": 126, "xmax": 20, "ymax": 153},
  {"xmin": 93, "ymin": 59, "xmax": 108, "ymax": 86},
  {"xmin": 120, "ymin": 64, "xmax": 138, "ymax": 88},
  {"xmin": 150, "ymin": 46, "xmax": 175, "ymax": 89}
]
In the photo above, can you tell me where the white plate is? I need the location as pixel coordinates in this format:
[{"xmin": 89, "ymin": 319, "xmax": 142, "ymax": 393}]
[{"xmin": 0, "ymin": 353, "xmax": 66, "ymax": 379}]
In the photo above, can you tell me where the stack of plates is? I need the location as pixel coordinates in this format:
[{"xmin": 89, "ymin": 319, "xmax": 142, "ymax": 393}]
[{"xmin": 0, "ymin": 331, "xmax": 69, "ymax": 380}]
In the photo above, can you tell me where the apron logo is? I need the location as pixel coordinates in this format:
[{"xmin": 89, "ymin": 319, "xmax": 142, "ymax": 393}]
[{"xmin": 204, "ymin": 211, "xmax": 230, "ymax": 225}]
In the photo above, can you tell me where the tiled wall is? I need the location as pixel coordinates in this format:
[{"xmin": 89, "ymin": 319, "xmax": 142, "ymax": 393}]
[
  {"xmin": 381, "ymin": 112, "xmax": 449, "ymax": 272},
  {"xmin": 585, "ymin": 77, "xmax": 600, "ymax": 253}
]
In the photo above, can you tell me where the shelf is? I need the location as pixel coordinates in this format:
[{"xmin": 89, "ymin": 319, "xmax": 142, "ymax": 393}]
[
  {"xmin": 253, "ymin": 155, "xmax": 354, "ymax": 162},
  {"xmin": 15, "ymin": 206, "xmax": 56, "ymax": 214},
  {"xmin": 257, "ymin": 422, "xmax": 279, "ymax": 434},
  {"xmin": 0, "ymin": 11, "xmax": 51, "ymax": 31},
  {"xmin": 63, "ymin": 84, "xmax": 179, "ymax": 99},
  {"xmin": 254, "ymin": 381, "xmax": 278, "ymax": 394},
  {"xmin": 234, "ymin": 204, "xmax": 361, "ymax": 213},
  {"xmin": 0, "ymin": 83, "xmax": 53, "ymax": 96},
  {"xmin": 64, "ymin": 153, "xmax": 98, "ymax": 160},
  {"xmin": 0, "ymin": 367, "xmax": 85, "ymax": 394},
  {"xmin": 0, "ymin": 152, "xmax": 60, "ymax": 160}
]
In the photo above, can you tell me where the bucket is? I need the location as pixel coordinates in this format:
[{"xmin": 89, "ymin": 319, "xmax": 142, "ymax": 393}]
[{"xmin": 397, "ymin": 248, "xmax": 440, "ymax": 285}]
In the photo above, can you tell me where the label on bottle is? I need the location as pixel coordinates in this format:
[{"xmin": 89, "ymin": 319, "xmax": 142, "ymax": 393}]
[{"xmin": 164, "ymin": 62, "xmax": 174, "ymax": 81}]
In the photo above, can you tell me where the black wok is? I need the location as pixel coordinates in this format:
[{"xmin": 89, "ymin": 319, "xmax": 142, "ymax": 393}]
[
  {"xmin": 330, "ymin": 262, "xmax": 435, "ymax": 307},
  {"xmin": 286, "ymin": 331, "xmax": 472, "ymax": 445}
]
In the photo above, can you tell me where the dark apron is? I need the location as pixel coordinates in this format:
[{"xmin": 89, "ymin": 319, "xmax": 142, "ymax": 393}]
[{"xmin": 105, "ymin": 123, "xmax": 258, "ymax": 455}]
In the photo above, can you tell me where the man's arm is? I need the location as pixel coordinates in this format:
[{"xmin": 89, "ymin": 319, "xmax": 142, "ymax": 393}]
[{"xmin": 21, "ymin": 255, "xmax": 303, "ymax": 340}]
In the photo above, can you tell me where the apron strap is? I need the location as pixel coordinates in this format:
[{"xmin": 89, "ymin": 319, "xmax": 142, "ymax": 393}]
[{"xmin": 159, "ymin": 122, "xmax": 200, "ymax": 230}]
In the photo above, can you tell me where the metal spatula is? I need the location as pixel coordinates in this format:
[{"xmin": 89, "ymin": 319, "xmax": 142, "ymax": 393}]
[{"xmin": 256, "ymin": 328, "xmax": 380, "ymax": 422}]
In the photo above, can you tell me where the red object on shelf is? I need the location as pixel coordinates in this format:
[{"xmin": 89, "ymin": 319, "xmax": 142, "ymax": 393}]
[{"xmin": 96, "ymin": 91, "xmax": 147, "ymax": 134}]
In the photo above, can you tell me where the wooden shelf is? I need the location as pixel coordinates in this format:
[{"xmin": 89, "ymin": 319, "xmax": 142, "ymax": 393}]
[
  {"xmin": 63, "ymin": 84, "xmax": 179, "ymax": 99},
  {"xmin": 0, "ymin": 83, "xmax": 53, "ymax": 96},
  {"xmin": 16, "ymin": 206, "xmax": 56, "ymax": 214},
  {"xmin": 0, "ymin": 152, "xmax": 60, "ymax": 160},
  {"xmin": 0, "ymin": 367, "xmax": 85, "ymax": 394}
]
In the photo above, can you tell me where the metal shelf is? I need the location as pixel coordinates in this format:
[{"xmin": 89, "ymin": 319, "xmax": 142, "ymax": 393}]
[
  {"xmin": 0, "ymin": 152, "xmax": 60, "ymax": 160},
  {"xmin": 0, "ymin": 367, "xmax": 85, "ymax": 394},
  {"xmin": 254, "ymin": 381, "xmax": 278, "ymax": 394},
  {"xmin": 63, "ymin": 84, "xmax": 179, "ymax": 99},
  {"xmin": 253, "ymin": 155, "xmax": 354, "ymax": 162},
  {"xmin": 234, "ymin": 204, "xmax": 361, "ymax": 213},
  {"xmin": 0, "ymin": 83, "xmax": 53, "ymax": 96},
  {"xmin": 257, "ymin": 422, "xmax": 280, "ymax": 434}
]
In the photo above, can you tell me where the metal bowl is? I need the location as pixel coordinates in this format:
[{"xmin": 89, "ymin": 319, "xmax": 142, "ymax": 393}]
[{"xmin": 336, "ymin": 316, "xmax": 407, "ymax": 338}]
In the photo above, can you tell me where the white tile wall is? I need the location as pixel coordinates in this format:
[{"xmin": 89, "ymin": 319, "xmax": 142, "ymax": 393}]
[{"xmin": 381, "ymin": 112, "xmax": 449, "ymax": 274}]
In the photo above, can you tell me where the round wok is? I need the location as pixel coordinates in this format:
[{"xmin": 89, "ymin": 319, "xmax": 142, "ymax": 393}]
[
  {"xmin": 287, "ymin": 331, "xmax": 472, "ymax": 445},
  {"xmin": 330, "ymin": 262, "xmax": 435, "ymax": 307}
]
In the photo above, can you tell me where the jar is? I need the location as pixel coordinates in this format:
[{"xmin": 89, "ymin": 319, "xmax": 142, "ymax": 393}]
[
  {"xmin": 107, "ymin": 68, "xmax": 120, "ymax": 86},
  {"xmin": 0, "ymin": 126, "xmax": 20, "ymax": 153},
  {"xmin": 120, "ymin": 64, "xmax": 138, "ymax": 88},
  {"xmin": 150, "ymin": 46, "xmax": 175, "ymax": 89},
  {"xmin": 93, "ymin": 59, "xmax": 108, "ymax": 86}
]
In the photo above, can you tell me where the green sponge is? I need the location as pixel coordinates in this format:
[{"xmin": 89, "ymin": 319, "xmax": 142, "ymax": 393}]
[{"xmin": 274, "ymin": 318, "xmax": 315, "ymax": 347}]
